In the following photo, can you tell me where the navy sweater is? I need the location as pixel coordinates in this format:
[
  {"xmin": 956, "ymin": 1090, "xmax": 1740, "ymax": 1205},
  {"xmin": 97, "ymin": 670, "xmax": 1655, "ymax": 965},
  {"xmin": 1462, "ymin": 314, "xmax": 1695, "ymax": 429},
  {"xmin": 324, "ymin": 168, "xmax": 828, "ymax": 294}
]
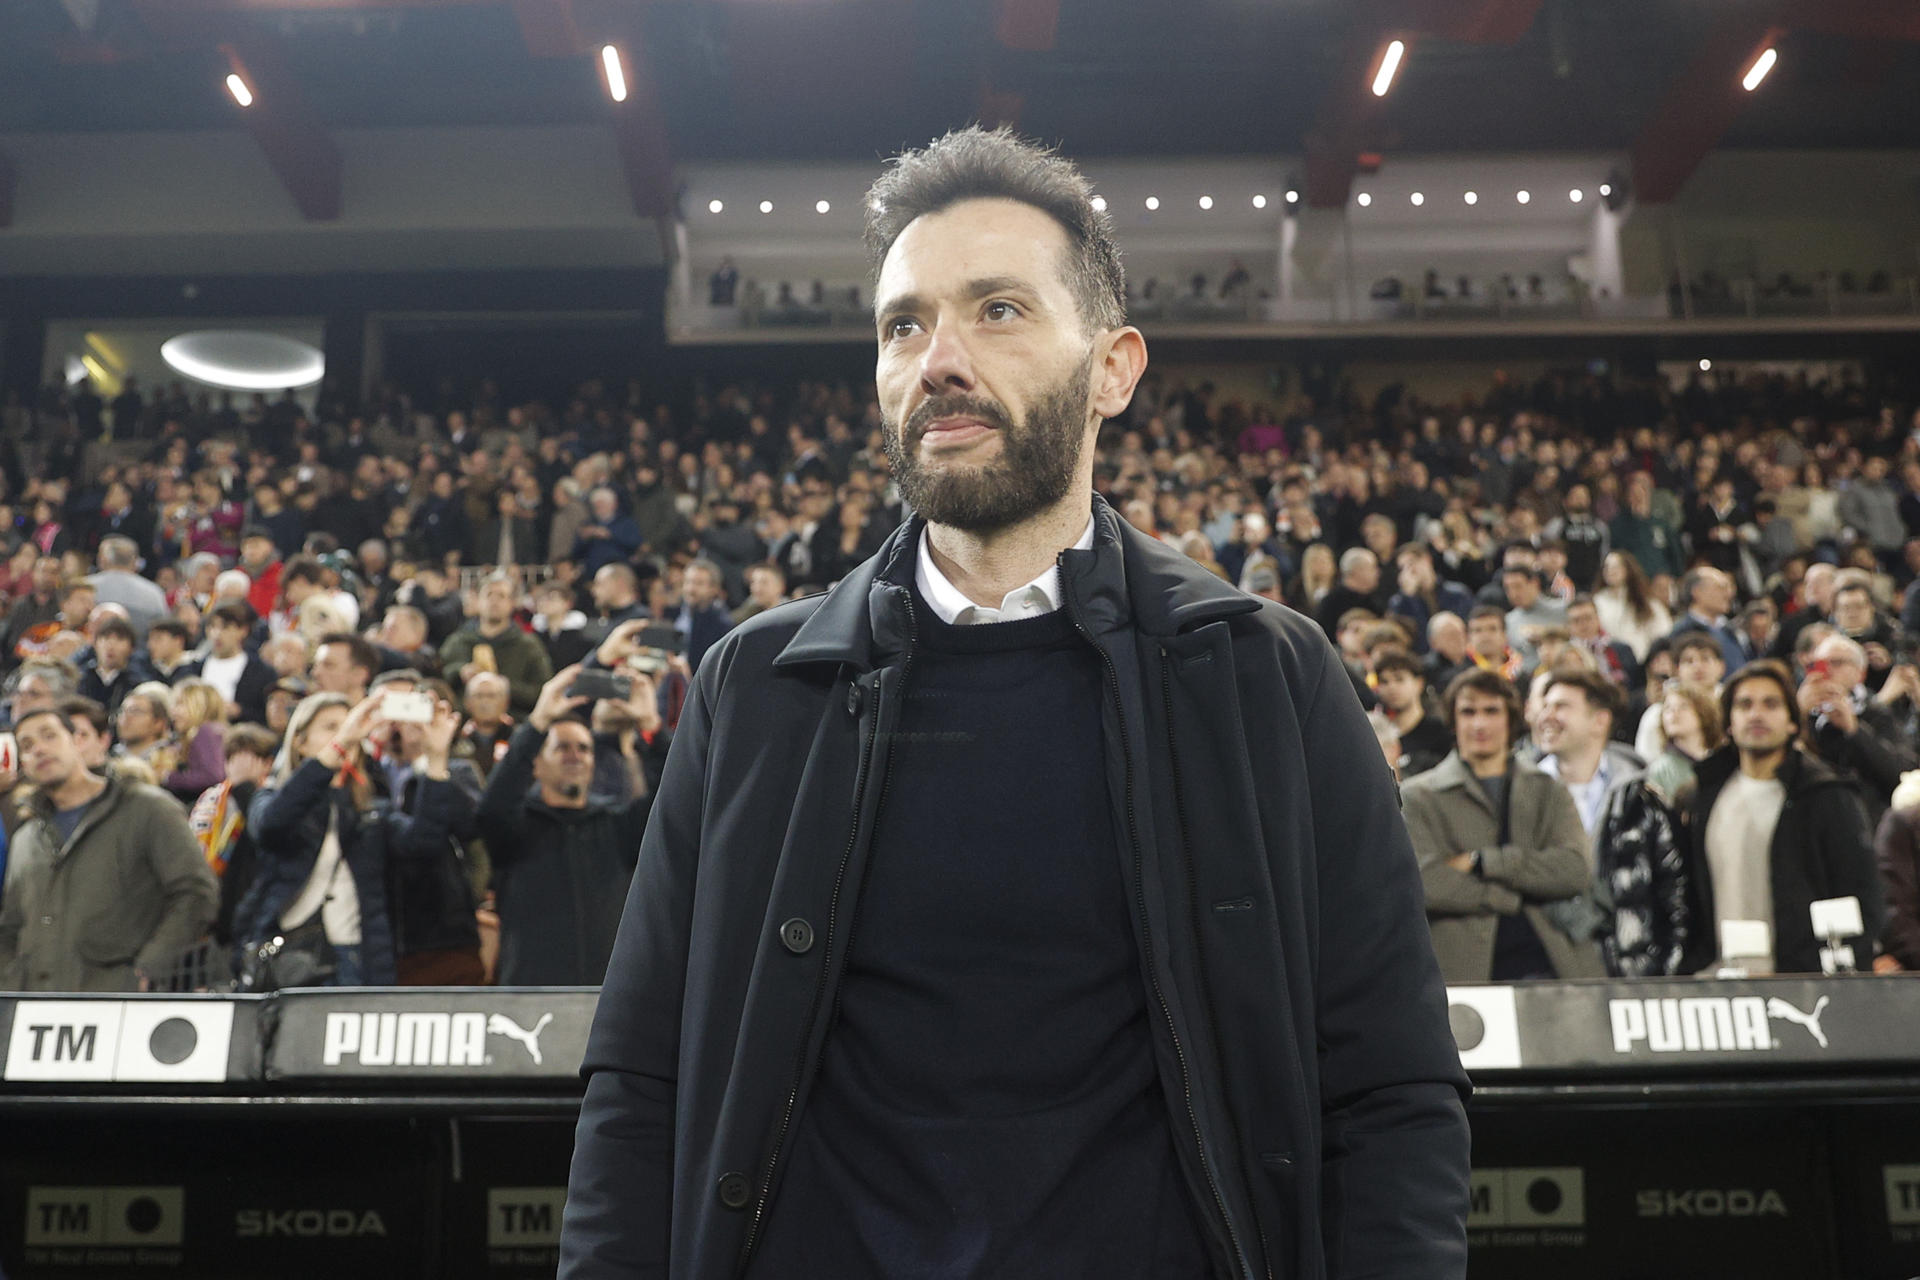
[{"xmin": 749, "ymin": 598, "xmax": 1211, "ymax": 1278}]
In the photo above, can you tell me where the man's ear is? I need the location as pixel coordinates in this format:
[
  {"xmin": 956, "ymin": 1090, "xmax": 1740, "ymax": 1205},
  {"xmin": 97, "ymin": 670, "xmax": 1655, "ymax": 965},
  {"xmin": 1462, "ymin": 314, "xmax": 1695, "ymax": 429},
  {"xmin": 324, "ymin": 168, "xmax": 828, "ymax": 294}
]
[{"xmin": 1090, "ymin": 327, "xmax": 1147, "ymax": 423}]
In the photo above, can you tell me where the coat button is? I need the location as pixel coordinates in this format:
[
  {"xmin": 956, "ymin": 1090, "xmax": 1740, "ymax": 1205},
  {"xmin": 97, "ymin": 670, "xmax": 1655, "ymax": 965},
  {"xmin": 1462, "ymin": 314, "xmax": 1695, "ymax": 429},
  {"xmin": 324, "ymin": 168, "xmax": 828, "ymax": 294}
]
[
  {"xmin": 846, "ymin": 684, "xmax": 865, "ymax": 718},
  {"xmin": 717, "ymin": 1172, "xmax": 753, "ymax": 1210},
  {"xmin": 780, "ymin": 918, "xmax": 815, "ymax": 954}
]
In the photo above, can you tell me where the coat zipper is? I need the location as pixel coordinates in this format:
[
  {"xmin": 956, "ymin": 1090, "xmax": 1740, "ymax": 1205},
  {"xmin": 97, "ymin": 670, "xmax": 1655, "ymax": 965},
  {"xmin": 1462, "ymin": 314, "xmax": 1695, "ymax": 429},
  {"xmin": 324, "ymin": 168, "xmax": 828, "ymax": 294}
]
[
  {"xmin": 1159, "ymin": 648, "xmax": 1276, "ymax": 1280},
  {"xmin": 1062, "ymin": 569, "xmax": 1255, "ymax": 1280},
  {"xmin": 738, "ymin": 595, "xmax": 916, "ymax": 1271}
]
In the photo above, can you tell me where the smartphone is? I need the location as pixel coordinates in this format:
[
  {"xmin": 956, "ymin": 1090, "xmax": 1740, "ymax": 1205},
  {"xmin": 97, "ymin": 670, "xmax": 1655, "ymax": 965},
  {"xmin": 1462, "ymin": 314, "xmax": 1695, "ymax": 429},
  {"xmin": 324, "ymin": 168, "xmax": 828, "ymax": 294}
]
[
  {"xmin": 637, "ymin": 624, "xmax": 684, "ymax": 655},
  {"xmin": 384, "ymin": 691, "xmax": 434, "ymax": 723},
  {"xmin": 570, "ymin": 669, "xmax": 634, "ymax": 702},
  {"xmin": 1805, "ymin": 659, "xmax": 1832, "ymax": 682}
]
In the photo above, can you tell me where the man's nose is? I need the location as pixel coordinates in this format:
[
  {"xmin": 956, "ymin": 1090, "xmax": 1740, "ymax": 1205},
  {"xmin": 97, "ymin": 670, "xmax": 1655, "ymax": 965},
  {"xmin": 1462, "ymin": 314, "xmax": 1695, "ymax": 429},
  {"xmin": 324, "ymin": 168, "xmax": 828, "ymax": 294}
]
[{"xmin": 918, "ymin": 319, "xmax": 977, "ymax": 396}]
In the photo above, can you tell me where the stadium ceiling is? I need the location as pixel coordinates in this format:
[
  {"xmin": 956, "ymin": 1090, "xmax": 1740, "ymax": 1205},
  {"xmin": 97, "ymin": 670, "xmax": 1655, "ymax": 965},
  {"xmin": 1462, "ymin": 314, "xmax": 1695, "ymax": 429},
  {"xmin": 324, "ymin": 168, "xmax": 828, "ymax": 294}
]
[{"xmin": 3, "ymin": 0, "xmax": 1919, "ymax": 226}]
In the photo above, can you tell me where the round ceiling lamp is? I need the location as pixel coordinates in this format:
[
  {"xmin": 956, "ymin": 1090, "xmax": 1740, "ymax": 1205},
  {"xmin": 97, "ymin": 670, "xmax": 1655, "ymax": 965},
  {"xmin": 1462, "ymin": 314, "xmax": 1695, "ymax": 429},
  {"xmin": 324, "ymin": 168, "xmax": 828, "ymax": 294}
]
[{"xmin": 160, "ymin": 331, "xmax": 324, "ymax": 392}]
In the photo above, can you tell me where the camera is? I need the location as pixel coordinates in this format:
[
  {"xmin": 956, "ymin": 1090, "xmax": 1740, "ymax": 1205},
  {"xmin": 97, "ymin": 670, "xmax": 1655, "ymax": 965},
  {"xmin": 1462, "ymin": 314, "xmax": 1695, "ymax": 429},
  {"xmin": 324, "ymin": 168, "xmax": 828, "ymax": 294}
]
[{"xmin": 570, "ymin": 669, "xmax": 634, "ymax": 702}]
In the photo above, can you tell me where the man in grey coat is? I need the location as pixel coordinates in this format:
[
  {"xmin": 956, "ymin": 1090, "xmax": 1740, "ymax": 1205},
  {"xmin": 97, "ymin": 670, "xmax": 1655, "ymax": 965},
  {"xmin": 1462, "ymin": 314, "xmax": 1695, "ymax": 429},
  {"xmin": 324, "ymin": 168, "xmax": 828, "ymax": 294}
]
[
  {"xmin": 0, "ymin": 706, "xmax": 216, "ymax": 991},
  {"xmin": 1404, "ymin": 667, "xmax": 1606, "ymax": 982}
]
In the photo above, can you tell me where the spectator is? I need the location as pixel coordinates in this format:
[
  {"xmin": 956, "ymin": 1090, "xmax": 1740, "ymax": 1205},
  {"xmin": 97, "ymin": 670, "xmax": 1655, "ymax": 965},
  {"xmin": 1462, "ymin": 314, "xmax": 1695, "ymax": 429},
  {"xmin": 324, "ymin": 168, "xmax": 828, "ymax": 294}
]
[
  {"xmin": 112, "ymin": 683, "xmax": 175, "ymax": 766},
  {"xmin": 1385, "ymin": 543, "xmax": 1474, "ymax": 655},
  {"xmin": 674, "ymin": 558, "xmax": 734, "ymax": 673},
  {"xmin": 364, "ymin": 672, "xmax": 486, "ymax": 986},
  {"xmin": 571, "ymin": 487, "xmax": 644, "ymax": 574},
  {"xmin": 1565, "ymin": 593, "xmax": 1636, "ymax": 687},
  {"xmin": 1, "ymin": 556, "xmax": 62, "ymax": 668},
  {"xmin": 1425, "ymin": 611, "xmax": 1472, "ymax": 687},
  {"xmin": 475, "ymin": 665, "xmax": 652, "ymax": 985},
  {"xmin": 143, "ymin": 618, "xmax": 201, "ymax": 684},
  {"xmin": 1735, "ymin": 598, "xmax": 1778, "ymax": 666},
  {"xmin": 532, "ymin": 582, "xmax": 595, "ymax": 669},
  {"xmin": 1684, "ymin": 660, "xmax": 1879, "ymax": 973},
  {"xmin": 1593, "ymin": 550, "xmax": 1671, "ymax": 664},
  {"xmin": 6, "ymin": 659, "xmax": 78, "ymax": 730},
  {"xmin": 159, "ymin": 678, "xmax": 229, "ymax": 806},
  {"xmin": 1402, "ymin": 668, "xmax": 1604, "ymax": 982},
  {"xmin": 197, "ymin": 602, "xmax": 277, "ymax": 725},
  {"xmin": 310, "ymin": 631, "xmax": 378, "ymax": 704},
  {"xmin": 1669, "ymin": 567, "xmax": 1745, "ymax": 674},
  {"xmin": 439, "ymin": 574, "xmax": 553, "ymax": 717},
  {"xmin": 586, "ymin": 562, "xmax": 650, "ymax": 636},
  {"xmin": 0, "ymin": 704, "xmax": 216, "ymax": 991},
  {"xmin": 259, "ymin": 631, "xmax": 312, "ymax": 682},
  {"xmin": 1772, "ymin": 561, "xmax": 1839, "ymax": 660},
  {"xmin": 1503, "ymin": 558, "xmax": 1568, "ymax": 661},
  {"xmin": 1315, "ymin": 547, "xmax": 1386, "ymax": 640},
  {"xmin": 1841, "ymin": 455, "xmax": 1906, "ymax": 569},
  {"xmin": 371, "ymin": 604, "xmax": 441, "ymax": 677},
  {"xmin": 1609, "ymin": 472, "xmax": 1683, "ymax": 580},
  {"xmin": 587, "ymin": 668, "xmax": 671, "ymax": 804},
  {"xmin": 1642, "ymin": 681, "xmax": 1726, "ymax": 809},
  {"xmin": 1544, "ymin": 483, "xmax": 1609, "ymax": 588},
  {"xmin": 76, "ymin": 615, "xmax": 152, "ymax": 716},
  {"xmin": 57, "ymin": 696, "xmax": 113, "ymax": 774},
  {"xmin": 188, "ymin": 722, "xmax": 280, "ymax": 947},
  {"xmin": 1798, "ymin": 632, "xmax": 1917, "ymax": 827},
  {"xmin": 1875, "ymin": 770, "xmax": 1920, "ymax": 972},
  {"xmin": 88, "ymin": 535, "xmax": 169, "ymax": 638},
  {"xmin": 1636, "ymin": 634, "xmax": 1726, "ymax": 761},
  {"xmin": 1372, "ymin": 647, "xmax": 1451, "ymax": 778},
  {"xmin": 238, "ymin": 689, "xmax": 466, "ymax": 987},
  {"xmin": 264, "ymin": 676, "xmax": 308, "ymax": 738},
  {"xmin": 1466, "ymin": 604, "xmax": 1525, "ymax": 683},
  {"xmin": 455, "ymin": 671, "xmax": 515, "ymax": 778},
  {"xmin": 236, "ymin": 526, "xmax": 284, "ymax": 623}
]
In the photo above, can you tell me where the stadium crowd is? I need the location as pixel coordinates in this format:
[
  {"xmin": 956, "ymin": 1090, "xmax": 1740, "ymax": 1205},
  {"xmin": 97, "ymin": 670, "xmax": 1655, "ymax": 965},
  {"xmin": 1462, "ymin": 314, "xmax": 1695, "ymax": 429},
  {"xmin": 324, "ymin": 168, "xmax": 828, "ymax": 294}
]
[{"xmin": 1, "ymin": 358, "xmax": 1918, "ymax": 990}]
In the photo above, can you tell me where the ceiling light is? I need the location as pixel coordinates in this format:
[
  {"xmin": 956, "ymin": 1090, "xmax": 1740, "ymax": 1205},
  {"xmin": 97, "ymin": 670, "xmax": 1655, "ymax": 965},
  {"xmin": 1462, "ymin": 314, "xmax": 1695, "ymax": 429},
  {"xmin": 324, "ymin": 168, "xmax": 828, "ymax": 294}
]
[
  {"xmin": 1285, "ymin": 189, "xmax": 1299, "ymax": 204},
  {"xmin": 1569, "ymin": 188, "xmax": 1584, "ymax": 203},
  {"xmin": 759, "ymin": 200, "xmax": 772, "ymax": 213},
  {"xmin": 1410, "ymin": 191, "xmax": 1424, "ymax": 206},
  {"xmin": 1371, "ymin": 39, "xmax": 1406, "ymax": 97},
  {"xmin": 600, "ymin": 45, "xmax": 628, "ymax": 103},
  {"xmin": 1464, "ymin": 190, "xmax": 1479, "ymax": 205},
  {"xmin": 1198, "ymin": 195, "xmax": 1213, "ymax": 210},
  {"xmin": 1742, "ymin": 46, "xmax": 1777, "ymax": 92},
  {"xmin": 1699, "ymin": 358, "xmax": 1712, "ymax": 372},
  {"xmin": 225, "ymin": 74, "xmax": 254, "ymax": 107},
  {"xmin": 1599, "ymin": 183, "xmax": 1612, "ymax": 197},
  {"xmin": 1145, "ymin": 196, "xmax": 1159, "ymax": 210},
  {"xmin": 1252, "ymin": 194, "xmax": 1267, "ymax": 209},
  {"xmin": 1516, "ymin": 189, "xmax": 1531, "ymax": 204},
  {"xmin": 815, "ymin": 200, "xmax": 830, "ymax": 213},
  {"xmin": 1356, "ymin": 192, "xmax": 1372, "ymax": 207},
  {"xmin": 707, "ymin": 199, "xmax": 723, "ymax": 214},
  {"xmin": 162, "ymin": 331, "xmax": 324, "ymax": 392},
  {"xmin": 1090, "ymin": 195, "xmax": 1107, "ymax": 212}
]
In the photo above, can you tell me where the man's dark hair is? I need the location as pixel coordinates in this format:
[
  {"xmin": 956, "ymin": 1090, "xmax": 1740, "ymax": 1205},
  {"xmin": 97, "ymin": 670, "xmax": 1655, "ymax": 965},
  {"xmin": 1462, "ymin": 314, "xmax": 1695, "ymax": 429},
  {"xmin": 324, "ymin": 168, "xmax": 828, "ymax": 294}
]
[
  {"xmin": 147, "ymin": 618, "xmax": 191, "ymax": 646},
  {"xmin": 224, "ymin": 723, "xmax": 280, "ymax": 761},
  {"xmin": 1337, "ymin": 607, "xmax": 1379, "ymax": 633},
  {"xmin": 283, "ymin": 555, "xmax": 327, "ymax": 588},
  {"xmin": 57, "ymin": 695, "xmax": 109, "ymax": 736},
  {"xmin": 92, "ymin": 616, "xmax": 137, "ymax": 645},
  {"xmin": 1673, "ymin": 632, "xmax": 1725, "ymax": 666},
  {"xmin": 317, "ymin": 631, "xmax": 378, "ymax": 681},
  {"xmin": 1468, "ymin": 604, "xmax": 1507, "ymax": 627},
  {"xmin": 1372, "ymin": 646, "xmax": 1426, "ymax": 683},
  {"xmin": 1441, "ymin": 667, "xmax": 1523, "ymax": 738},
  {"xmin": 1722, "ymin": 659, "xmax": 1803, "ymax": 734},
  {"xmin": 207, "ymin": 601, "xmax": 254, "ymax": 631},
  {"xmin": 11, "ymin": 706, "xmax": 75, "ymax": 736},
  {"xmin": 1543, "ymin": 668, "xmax": 1622, "ymax": 723},
  {"xmin": 863, "ymin": 125, "xmax": 1126, "ymax": 332}
]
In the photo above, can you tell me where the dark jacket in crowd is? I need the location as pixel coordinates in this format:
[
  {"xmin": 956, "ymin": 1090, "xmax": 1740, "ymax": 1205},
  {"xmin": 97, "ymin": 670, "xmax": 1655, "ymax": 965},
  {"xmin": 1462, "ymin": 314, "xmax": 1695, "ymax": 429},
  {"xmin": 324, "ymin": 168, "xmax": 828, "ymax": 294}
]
[
  {"xmin": 0, "ymin": 777, "xmax": 217, "ymax": 991},
  {"xmin": 1805, "ymin": 700, "xmax": 1918, "ymax": 830},
  {"xmin": 559, "ymin": 498, "xmax": 1470, "ymax": 1280},
  {"xmin": 238, "ymin": 757, "xmax": 465, "ymax": 986},
  {"xmin": 77, "ymin": 657, "xmax": 158, "ymax": 717},
  {"xmin": 385, "ymin": 759, "xmax": 484, "ymax": 961},
  {"xmin": 440, "ymin": 622, "xmax": 555, "ymax": 718},
  {"xmin": 1684, "ymin": 747, "xmax": 1881, "ymax": 974},
  {"xmin": 1875, "ymin": 804, "xmax": 1920, "ymax": 970},
  {"xmin": 1594, "ymin": 777, "xmax": 1691, "ymax": 977},
  {"xmin": 475, "ymin": 723, "xmax": 653, "ymax": 986}
]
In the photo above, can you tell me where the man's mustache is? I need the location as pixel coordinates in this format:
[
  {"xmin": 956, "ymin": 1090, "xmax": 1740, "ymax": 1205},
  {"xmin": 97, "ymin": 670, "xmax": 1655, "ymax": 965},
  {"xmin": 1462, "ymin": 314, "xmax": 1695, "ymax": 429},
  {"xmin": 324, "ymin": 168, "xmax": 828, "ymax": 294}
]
[{"xmin": 904, "ymin": 396, "xmax": 1013, "ymax": 444}]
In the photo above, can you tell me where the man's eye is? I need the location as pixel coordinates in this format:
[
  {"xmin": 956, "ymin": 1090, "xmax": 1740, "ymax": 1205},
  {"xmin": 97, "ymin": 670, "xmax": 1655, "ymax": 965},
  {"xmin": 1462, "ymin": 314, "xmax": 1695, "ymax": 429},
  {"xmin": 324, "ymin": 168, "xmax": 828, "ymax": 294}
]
[
  {"xmin": 886, "ymin": 318, "xmax": 920, "ymax": 340},
  {"xmin": 983, "ymin": 301, "xmax": 1019, "ymax": 321}
]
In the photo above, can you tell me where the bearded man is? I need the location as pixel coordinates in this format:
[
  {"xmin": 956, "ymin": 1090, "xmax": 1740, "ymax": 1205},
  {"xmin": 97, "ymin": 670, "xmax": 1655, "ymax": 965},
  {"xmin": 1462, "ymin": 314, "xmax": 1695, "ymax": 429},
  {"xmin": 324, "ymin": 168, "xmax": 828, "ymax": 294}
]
[{"xmin": 562, "ymin": 126, "xmax": 1469, "ymax": 1280}]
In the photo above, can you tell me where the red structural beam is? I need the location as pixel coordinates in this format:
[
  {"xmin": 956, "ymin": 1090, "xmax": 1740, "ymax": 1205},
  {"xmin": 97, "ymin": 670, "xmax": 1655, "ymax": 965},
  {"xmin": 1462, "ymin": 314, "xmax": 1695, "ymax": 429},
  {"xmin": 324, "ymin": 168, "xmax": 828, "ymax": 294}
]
[
  {"xmin": 512, "ymin": 0, "xmax": 584, "ymax": 58},
  {"xmin": 220, "ymin": 30, "xmax": 344, "ymax": 221},
  {"xmin": 1628, "ymin": 21, "xmax": 1783, "ymax": 204},
  {"xmin": 992, "ymin": 0, "xmax": 1059, "ymax": 53}
]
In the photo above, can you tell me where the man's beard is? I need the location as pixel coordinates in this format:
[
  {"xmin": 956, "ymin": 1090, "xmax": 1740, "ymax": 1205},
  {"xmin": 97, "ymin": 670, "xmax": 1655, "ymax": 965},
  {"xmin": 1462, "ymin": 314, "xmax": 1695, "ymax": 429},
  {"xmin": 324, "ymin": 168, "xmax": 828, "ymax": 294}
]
[{"xmin": 882, "ymin": 355, "xmax": 1094, "ymax": 534}]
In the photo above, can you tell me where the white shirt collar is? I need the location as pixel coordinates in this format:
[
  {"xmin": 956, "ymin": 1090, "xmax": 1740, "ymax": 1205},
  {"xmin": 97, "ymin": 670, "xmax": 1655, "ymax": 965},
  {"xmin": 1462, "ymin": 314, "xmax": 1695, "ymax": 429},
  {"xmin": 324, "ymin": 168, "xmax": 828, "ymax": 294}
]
[{"xmin": 914, "ymin": 515, "xmax": 1096, "ymax": 625}]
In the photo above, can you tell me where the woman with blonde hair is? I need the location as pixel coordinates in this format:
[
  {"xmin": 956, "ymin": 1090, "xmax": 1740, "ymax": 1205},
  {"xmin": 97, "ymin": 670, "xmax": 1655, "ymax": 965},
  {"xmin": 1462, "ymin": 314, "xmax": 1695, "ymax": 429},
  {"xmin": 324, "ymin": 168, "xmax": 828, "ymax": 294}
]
[
  {"xmin": 235, "ymin": 688, "xmax": 464, "ymax": 986},
  {"xmin": 1642, "ymin": 681, "xmax": 1726, "ymax": 810},
  {"xmin": 1290, "ymin": 542, "xmax": 1337, "ymax": 611},
  {"xmin": 160, "ymin": 677, "xmax": 228, "ymax": 805}
]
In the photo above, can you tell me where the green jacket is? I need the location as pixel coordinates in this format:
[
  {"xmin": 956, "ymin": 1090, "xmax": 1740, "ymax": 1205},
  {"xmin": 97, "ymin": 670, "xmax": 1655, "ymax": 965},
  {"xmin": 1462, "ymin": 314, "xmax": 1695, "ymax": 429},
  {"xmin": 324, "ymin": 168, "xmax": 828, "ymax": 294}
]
[
  {"xmin": 0, "ymin": 777, "xmax": 218, "ymax": 992},
  {"xmin": 439, "ymin": 622, "xmax": 554, "ymax": 717}
]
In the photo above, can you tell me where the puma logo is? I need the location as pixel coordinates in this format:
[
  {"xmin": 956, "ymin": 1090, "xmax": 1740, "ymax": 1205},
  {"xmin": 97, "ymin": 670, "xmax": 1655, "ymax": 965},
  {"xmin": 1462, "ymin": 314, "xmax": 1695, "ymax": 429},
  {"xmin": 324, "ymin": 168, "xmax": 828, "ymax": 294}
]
[
  {"xmin": 486, "ymin": 1013, "xmax": 555, "ymax": 1065},
  {"xmin": 1764, "ymin": 996, "xmax": 1830, "ymax": 1049}
]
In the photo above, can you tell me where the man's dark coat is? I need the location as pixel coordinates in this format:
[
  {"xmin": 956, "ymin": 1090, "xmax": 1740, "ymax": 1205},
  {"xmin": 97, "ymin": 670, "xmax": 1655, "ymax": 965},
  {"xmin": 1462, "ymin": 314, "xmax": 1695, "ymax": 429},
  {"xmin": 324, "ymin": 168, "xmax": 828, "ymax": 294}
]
[{"xmin": 561, "ymin": 496, "xmax": 1471, "ymax": 1279}]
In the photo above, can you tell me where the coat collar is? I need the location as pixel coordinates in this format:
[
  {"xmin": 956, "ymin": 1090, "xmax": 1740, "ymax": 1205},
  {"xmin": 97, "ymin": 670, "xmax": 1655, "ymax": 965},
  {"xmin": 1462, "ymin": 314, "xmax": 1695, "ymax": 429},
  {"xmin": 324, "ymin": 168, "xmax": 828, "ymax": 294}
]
[{"xmin": 774, "ymin": 493, "xmax": 1262, "ymax": 671}]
